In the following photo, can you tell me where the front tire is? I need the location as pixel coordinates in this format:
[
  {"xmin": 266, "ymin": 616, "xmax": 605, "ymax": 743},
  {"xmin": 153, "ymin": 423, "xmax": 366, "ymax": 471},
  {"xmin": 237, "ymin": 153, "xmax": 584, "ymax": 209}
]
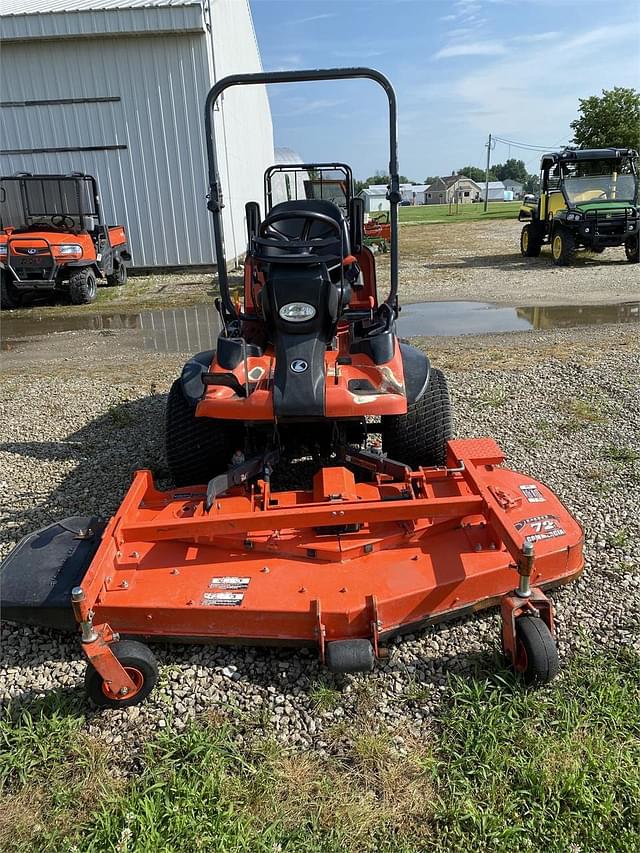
[
  {"xmin": 85, "ymin": 640, "xmax": 158, "ymax": 708},
  {"xmin": 382, "ymin": 367, "xmax": 452, "ymax": 468},
  {"xmin": 0, "ymin": 271, "xmax": 21, "ymax": 309},
  {"xmin": 520, "ymin": 223, "xmax": 542, "ymax": 257},
  {"xmin": 69, "ymin": 268, "xmax": 98, "ymax": 304},
  {"xmin": 165, "ymin": 378, "xmax": 238, "ymax": 486},
  {"xmin": 551, "ymin": 227, "xmax": 575, "ymax": 266},
  {"xmin": 625, "ymin": 234, "xmax": 639, "ymax": 263}
]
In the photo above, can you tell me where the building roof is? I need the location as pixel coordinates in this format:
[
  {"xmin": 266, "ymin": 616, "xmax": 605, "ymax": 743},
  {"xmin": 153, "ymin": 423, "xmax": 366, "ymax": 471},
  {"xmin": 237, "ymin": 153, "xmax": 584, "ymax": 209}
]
[
  {"xmin": 1, "ymin": 0, "xmax": 197, "ymax": 15},
  {"xmin": 274, "ymin": 147, "xmax": 304, "ymax": 166},
  {"xmin": 400, "ymin": 183, "xmax": 429, "ymax": 193},
  {"xmin": 485, "ymin": 181, "xmax": 506, "ymax": 190},
  {"xmin": 360, "ymin": 185, "xmax": 388, "ymax": 196}
]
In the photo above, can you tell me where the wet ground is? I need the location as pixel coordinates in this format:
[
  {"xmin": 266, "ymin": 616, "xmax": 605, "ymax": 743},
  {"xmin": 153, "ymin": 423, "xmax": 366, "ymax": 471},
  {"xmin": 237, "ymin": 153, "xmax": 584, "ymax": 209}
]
[{"xmin": 2, "ymin": 299, "xmax": 639, "ymax": 356}]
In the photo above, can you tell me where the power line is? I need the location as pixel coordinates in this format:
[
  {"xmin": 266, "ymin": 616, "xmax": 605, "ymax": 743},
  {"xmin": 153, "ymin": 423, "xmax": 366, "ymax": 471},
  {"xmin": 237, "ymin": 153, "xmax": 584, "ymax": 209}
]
[{"xmin": 492, "ymin": 135, "xmax": 565, "ymax": 152}]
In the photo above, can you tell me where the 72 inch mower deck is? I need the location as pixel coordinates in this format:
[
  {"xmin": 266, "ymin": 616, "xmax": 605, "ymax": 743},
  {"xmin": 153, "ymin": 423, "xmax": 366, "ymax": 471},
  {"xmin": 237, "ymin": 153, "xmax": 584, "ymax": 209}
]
[{"xmin": 1, "ymin": 438, "xmax": 583, "ymax": 707}]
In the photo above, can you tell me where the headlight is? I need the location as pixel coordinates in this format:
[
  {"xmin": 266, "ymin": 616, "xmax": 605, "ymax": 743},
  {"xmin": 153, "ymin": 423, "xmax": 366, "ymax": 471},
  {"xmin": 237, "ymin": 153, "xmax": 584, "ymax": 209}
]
[
  {"xmin": 279, "ymin": 302, "xmax": 316, "ymax": 322},
  {"xmin": 57, "ymin": 244, "xmax": 82, "ymax": 256},
  {"xmin": 566, "ymin": 212, "xmax": 582, "ymax": 221}
]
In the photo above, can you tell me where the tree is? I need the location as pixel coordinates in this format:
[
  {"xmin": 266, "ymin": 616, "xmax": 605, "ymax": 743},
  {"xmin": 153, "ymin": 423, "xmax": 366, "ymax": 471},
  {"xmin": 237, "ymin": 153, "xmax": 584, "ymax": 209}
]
[
  {"xmin": 493, "ymin": 159, "xmax": 528, "ymax": 184},
  {"xmin": 570, "ymin": 87, "xmax": 640, "ymax": 150},
  {"xmin": 456, "ymin": 165, "xmax": 492, "ymax": 183},
  {"xmin": 423, "ymin": 175, "xmax": 439, "ymax": 185},
  {"xmin": 524, "ymin": 174, "xmax": 540, "ymax": 194}
]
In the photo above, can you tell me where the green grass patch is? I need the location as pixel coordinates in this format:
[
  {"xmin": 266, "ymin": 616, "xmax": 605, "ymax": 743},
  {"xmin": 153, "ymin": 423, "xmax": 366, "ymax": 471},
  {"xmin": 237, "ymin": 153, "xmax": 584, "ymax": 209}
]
[
  {"xmin": 1, "ymin": 648, "xmax": 639, "ymax": 852},
  {"xmin": 399, "ymin": 201, "xmax": 520, "ymax": 225},
  {"xmin": 605, "ymin": 445, "xmax": 640, "ymax": 465}
]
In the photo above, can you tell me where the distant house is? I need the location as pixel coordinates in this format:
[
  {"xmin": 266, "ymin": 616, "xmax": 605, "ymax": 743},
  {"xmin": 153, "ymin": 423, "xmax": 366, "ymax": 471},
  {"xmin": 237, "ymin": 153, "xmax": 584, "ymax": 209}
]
[
  {"xmin": 425, "ymin": 174, "xmax": 481, "ymax": 204},
  {"xmin": 358, "ymin": 184, "xmax": 390, "ymax": 213},
  {"xmin": 480, "ymin": 180, "xmax": 523, "ymax": 202},
  {"xmin": 400, "ymin": 183, "xmax": 429, "ymax": 205}
]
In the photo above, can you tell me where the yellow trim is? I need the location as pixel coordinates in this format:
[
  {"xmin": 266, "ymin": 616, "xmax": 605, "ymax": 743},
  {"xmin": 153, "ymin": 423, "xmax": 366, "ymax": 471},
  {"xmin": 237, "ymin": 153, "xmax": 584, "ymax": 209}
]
[
  {"xmin": 522, "ymin": 228, "xmax": 529, "ymax": 251},
  {"xmin": 552, "ymin": 234, "xmax": 562, "ymax": 259}
]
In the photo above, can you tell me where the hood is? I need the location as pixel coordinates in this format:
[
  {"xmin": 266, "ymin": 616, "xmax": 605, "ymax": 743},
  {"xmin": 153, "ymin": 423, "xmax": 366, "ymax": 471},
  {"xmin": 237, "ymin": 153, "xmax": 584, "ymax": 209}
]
[{"xmin": 574, "ymin": 200, "xmax": 638, "ymax": 213}]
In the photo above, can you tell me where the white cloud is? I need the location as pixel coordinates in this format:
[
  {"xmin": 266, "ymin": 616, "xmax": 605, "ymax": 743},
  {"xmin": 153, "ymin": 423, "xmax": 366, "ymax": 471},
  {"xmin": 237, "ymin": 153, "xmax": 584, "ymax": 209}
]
[
  {"xmin": 434, "ymin": 41, "xmax": 507, "ymax": 59},
  {"xmin": 287, "ymin": 12, "xmax": 337, "ymax": 26},
  {"xmin": 513, "ymin": 31, "xmax": 560, "ymax": 43}
]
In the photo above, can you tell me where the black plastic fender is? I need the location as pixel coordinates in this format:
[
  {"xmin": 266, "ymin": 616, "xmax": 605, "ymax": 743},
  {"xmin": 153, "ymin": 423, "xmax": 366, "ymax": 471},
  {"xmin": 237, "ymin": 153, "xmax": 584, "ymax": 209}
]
[
  {"xmin": 179, "ymin": 349, "xmax": 215, "ymax": 406},
  {"xmin": 399, "ymin": 341, "xmax": 431, "ymax": 405}
]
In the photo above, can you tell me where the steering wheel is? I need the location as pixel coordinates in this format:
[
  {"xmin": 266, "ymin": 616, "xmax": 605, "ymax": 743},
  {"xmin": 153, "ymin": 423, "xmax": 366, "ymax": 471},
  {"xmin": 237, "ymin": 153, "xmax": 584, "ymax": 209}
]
[
  {"xmin": 51, "ymin": 214, "xmax": 76, "ymax": 229},
  {"xmin": 260, "ymin": 210, "xmax": 342, "ymax": 243}
]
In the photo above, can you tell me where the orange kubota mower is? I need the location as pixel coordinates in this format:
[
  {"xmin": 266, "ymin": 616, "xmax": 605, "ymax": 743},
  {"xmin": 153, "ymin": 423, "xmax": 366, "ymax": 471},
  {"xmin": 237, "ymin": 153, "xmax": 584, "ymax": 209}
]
[
  {"xmin": 0, "ymin": 172, "xmax": 130, "ymax": 308},
  {"xmin": 0, "ymin": 69, "xmax": 583, "ymax": 708}
]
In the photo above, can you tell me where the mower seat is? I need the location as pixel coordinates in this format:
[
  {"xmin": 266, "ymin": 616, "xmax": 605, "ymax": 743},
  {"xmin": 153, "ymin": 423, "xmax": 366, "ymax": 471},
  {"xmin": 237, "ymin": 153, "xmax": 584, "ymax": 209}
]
[{"xmin": 260, "ymin": 199, "xmax": 350, "ymax": 269}]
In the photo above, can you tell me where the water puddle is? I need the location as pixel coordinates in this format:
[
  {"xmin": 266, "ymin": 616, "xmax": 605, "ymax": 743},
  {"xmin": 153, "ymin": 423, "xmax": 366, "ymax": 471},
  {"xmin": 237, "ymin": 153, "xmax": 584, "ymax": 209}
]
[{"xmin": 1, "ymin": 300, "xmax": 639, "ymax": 354}]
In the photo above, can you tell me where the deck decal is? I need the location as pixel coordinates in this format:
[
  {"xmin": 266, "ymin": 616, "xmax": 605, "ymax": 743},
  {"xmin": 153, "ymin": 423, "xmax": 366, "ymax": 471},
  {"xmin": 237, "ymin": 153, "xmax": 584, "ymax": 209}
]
[
  {"xmin": 202, "ymin": 592, "xmax": 244, "ymax": 606},
  {"xmin": 520, "ymin": 484, "xmax": 545, "ymax": 503},
  {"xmin": 209, "ymin": 576, "xmax": 250, "ymax": 590},
  {"xmin": 515, "ymin": 514, "xmax": 565, "ymax": 543}
]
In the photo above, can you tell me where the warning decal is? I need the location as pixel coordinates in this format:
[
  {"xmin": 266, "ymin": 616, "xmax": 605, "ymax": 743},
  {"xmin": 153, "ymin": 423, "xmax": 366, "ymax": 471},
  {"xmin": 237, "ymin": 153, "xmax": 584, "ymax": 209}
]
[
  {"xmin": 515, "ymin": 514, "xmax": 566, "ymax": 543},
  {"xmin": 520, "ymin": 484, "xmax": 545, "ymax": 503},
  {"xmin": 209, "ymin": 577, "xmax": 250, "ymax": 590},
  {"xmin": 202, "ymin": 592, "xmax": 244, "ymax": 607}
]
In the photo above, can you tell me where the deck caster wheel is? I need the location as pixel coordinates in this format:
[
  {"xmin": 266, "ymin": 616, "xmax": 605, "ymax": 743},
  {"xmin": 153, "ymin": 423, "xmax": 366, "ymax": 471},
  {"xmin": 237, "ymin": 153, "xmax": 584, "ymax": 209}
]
[
  {"xmin": 325, "ymin": 639, "xmax": 375, "ymax": 674},
  {"xmin": 512, "ymin": 615, "xmax": 559, "ymax": 685},
  {"xmin": 85, "ymin": 640, "xmax": 158, "ymax": 708}
]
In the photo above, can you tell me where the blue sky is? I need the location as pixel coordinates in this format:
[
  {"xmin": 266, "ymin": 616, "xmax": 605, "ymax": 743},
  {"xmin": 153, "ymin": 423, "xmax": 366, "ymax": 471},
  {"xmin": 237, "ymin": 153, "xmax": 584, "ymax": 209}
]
[{"xmin": 250, "ymin": 0, "xmax": 640, "ymax": 180}]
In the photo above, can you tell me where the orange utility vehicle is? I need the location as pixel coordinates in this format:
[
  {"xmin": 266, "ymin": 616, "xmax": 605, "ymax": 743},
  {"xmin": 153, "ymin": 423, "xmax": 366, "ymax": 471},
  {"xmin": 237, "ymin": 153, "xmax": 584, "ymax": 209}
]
[
  {"xmin": 0, "ymin": 172, "xmax": 130, "ymax": 308},
  {"xmin": 0, "ymin": 69, "xmax": 584, "ymax": 708}
]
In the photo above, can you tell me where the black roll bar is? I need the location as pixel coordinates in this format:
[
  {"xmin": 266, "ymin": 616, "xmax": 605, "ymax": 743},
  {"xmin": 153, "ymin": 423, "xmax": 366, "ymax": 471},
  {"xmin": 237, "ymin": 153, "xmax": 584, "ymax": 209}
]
[{"xmin": 204, "ymin": 67, "xmax": 400, "ymax": 324}]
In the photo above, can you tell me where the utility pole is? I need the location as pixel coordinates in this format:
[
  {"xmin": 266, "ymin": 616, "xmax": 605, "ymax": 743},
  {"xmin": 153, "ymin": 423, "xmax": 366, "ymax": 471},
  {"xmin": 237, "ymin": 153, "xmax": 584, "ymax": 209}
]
[{"xmin": 484, "ymin": 132, "xmax": 492, "ymax": 212}]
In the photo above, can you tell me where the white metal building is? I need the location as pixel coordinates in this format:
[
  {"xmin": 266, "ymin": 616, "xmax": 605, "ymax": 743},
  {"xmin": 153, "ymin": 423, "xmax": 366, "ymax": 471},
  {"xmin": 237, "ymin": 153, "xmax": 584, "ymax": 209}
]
[
  {"xmin": 400, "ymin": 183, "xmax": 428, "ymax": 205},
  {"xmin": 358, "ymin": 184, "xmax": 389, "ymax": 213},
  {"xmin": 480, "ymin": 181, "xmax": 514, "ymax": 202},
  {"xmin": 0, "ymin": 0, "xmax": 274, "ymax": 268}
]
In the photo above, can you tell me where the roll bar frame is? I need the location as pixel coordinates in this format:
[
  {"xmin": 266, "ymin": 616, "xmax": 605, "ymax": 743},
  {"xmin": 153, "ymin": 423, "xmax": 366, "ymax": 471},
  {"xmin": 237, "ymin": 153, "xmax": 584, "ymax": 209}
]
[{"xmin": 204, "ymin": 67, "xmax": 400, "ymax": 324}]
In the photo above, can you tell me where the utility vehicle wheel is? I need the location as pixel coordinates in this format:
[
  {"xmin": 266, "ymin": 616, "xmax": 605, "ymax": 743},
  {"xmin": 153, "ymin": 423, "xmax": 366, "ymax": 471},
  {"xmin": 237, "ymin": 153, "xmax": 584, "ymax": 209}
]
[
  {"xmin": 625, "ymin": 234, "xmax": 639, "ymax": 263},
  {"xmin": 551, "ymin": 228, "xmax": 575, "ymax": 266},
  {"xmin": 0, "ymin": 271, "xmax": 21, "ymax": 309},
  {"xmin": 381, "ymin": 367, "xmax": 452, "ymax": 468},
  {"xmin": 326, "ymin": 639, "xmax": 375, "ymax": 674},
  {"xmin": 166, "ymin": 378, "xmax": 237, "ymax": 486},
  {"xmin": 512, "ymin": 615, "xmax": 559, "ymax": 685},
  {"xmin": 69, "ymin": 268, "xmax": 98, "ymax": 304},
  {"xmin": 520, "ymin": 223, "xmax": 542, "ymax": 257},
  {"xmin": 85, "ymin": 640, "xmax": 158, "ymax": 708},
  {"xmin": 106, "ymin": 262, "xmax": 127, "ymax": 287}
]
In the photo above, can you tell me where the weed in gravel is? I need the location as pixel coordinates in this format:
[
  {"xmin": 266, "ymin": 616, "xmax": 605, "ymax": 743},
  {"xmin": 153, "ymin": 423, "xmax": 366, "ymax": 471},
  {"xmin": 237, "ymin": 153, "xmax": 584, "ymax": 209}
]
[
  {"xmin": 605, "ymin": 445, "xmax": 640, "ymax": 465},
  {"xmin": 608, "ymin": 527, "xmax": 631, "ymax": 548},
  {"xmin": 565, "ymin": 396, "xmax": 606, "ymax": 424},
  {"xmin": 308, "ymin": 681, "xmax": 342, "ymax": 712},
  {"xmin": 106, "ymin": 401, "xmax": 135, "ymax": 428}
]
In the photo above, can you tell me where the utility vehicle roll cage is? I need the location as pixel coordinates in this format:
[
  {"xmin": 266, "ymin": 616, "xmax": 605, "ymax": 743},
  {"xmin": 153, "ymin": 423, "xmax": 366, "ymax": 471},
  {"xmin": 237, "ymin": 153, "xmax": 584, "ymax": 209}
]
[
  {"xmin": 0, "ymin": 172, "xmax": 105, "ymax": 234},
  {"xmin": 205, "ymin": 67, "xmax": 400, "ymax": 325},
  {"xmin": 539, "ymin": 148, "xmax": 639, "ymax": 208}
]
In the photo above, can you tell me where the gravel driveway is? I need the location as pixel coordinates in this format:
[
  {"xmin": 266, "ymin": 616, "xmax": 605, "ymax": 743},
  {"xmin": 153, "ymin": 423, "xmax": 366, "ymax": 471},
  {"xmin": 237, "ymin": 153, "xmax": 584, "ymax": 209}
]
[{"xmin": 1, "ymin": 323, "xmax": 638, "ymax": 766}]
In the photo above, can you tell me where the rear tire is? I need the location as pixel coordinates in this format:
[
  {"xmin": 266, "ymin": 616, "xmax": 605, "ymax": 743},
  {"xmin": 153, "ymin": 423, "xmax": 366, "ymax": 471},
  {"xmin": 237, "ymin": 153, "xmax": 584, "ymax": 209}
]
[
  {"xmin": 382, "ymin": 367, "xmax": 452, "ymax": 468},
  {"xmin": 106, "ymin": 262, "xmax": 127, "ymax": 287},
  {"xmin": 551, "ymin": 227, "xmax": 575, "ymax": 266},
  {"xmin": 165, "ymin": 378, "xmax": 238, "ymax": 486},
  {"xmin": 0, "ymin": 271, "xmax": 21, "ymax": 309},
  {"xmin": 69, "ymin": 268, "xmax": 98, "ymax": 304},
  {"xmin": 520, "ymin": 223, "xmax": 542, "ymax": 257},
  {"xmin": 625, "ymin": 234, "xmax": 639, "ymax": 263}
]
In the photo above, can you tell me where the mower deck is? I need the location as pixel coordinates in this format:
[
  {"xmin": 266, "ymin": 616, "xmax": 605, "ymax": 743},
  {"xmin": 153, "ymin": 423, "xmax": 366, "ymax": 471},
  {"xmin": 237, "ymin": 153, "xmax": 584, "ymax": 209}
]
[{"xmin": 1, "ymin": 439, "xmax": 583, "ymax": 653}]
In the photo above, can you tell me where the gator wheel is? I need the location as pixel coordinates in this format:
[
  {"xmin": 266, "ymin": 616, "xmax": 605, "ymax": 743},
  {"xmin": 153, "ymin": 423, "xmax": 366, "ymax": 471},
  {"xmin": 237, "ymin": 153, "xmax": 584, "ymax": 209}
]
[
  {"xmin": 85, "ymin": 640, "xmax": 158, "ymax": 708},
  {"xmin": 106, "ymin": 262, "xmax": 127, "ymax": 286},
  {"xmin": 625, "ymin": 234, "xmax": 639, "ymax": 263},
  {"xmin": 512, "ymin": 615, "xmax": 559, "ymax": 685},
  {"xmin": 69, "ymin": 268, "xmax": 98, "ymax": 304},
  {"xmin": 0, "ymin": 271, "xmax": 21, "ymax": 309},
  {"xmin": 520, "ymin": 223, "xmax": 542, "ymax": 257},
  {"xmin": 381, "ymin": 367, "xmax": 452, "ymax": 468},
  {"xmin": 165, "ymin": 378, "xmax": 238, "ymax": 486},
  {"xmin": 551, "ymin": 228, "xmax": 575, "ymax": 266}
]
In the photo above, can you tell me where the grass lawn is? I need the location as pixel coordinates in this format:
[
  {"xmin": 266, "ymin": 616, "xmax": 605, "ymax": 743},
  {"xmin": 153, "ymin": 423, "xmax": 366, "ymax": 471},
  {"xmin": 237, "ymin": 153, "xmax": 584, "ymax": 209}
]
[
  {"xmin": 1, "ymin": 646, "xmax": 639, "ymax": 852},
  {"xmin": 398, "ymin": 201, "xmax": 521, "ymax": 225}
]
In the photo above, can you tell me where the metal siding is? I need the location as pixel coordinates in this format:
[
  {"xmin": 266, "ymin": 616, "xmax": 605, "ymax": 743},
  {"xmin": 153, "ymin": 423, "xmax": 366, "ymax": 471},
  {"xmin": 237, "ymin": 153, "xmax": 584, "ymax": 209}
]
[
  {"xmin": 0, "ymin": 7, "xmax": 204, "ymax": 40},
  {"xmin": 0, "ymin": 34, "xmax": 216, "ymax": 267}
]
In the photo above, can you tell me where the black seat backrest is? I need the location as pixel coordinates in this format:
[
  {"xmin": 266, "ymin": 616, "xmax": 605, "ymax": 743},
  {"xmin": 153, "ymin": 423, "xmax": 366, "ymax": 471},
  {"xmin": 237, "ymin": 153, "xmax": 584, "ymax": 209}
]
[{"xmin": 264, "ymin": 199, "xmax": 350, "ymax": 261}]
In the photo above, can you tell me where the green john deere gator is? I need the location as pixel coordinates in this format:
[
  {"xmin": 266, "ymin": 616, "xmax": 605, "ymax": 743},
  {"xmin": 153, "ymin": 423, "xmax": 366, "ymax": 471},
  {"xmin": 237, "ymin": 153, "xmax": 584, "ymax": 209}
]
[{"xmin": 519, "ymin": 147, "xmax": 639, "ymax": 266}]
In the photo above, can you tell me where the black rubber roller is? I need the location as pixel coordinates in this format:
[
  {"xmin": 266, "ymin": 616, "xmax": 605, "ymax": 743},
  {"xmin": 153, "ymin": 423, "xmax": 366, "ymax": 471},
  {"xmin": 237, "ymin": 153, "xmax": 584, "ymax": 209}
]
[{"xmin": 325, "ymin": 639, "xmax": 375, "ymax": 673}]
